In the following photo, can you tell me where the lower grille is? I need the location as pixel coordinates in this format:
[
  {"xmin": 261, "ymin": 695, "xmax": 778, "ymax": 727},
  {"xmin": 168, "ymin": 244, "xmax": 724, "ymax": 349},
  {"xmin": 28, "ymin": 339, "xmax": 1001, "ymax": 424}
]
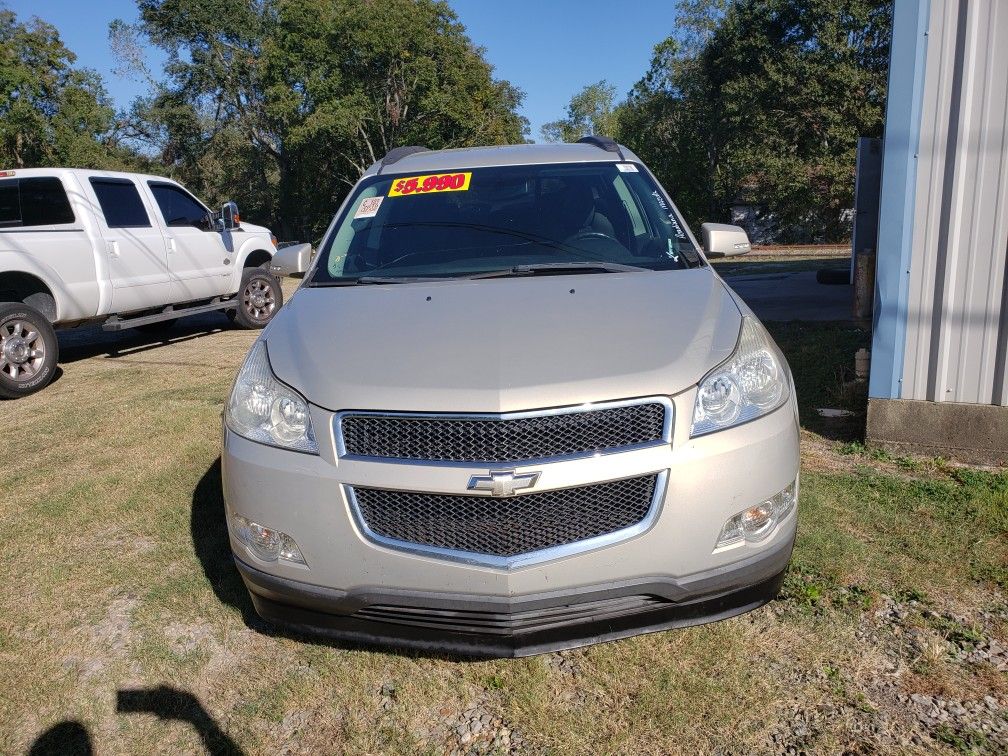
[
  {"xmin": 351, "ymin": 474, "xmax": 659, "ymax": 558},
  {"xmin": 356, "ymin": 595, "xmax": 672, "ymax": 636}
]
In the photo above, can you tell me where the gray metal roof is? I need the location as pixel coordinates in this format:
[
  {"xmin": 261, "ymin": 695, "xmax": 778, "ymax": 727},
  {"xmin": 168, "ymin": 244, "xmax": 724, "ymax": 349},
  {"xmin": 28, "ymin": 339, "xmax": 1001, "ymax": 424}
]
[{"xmin": 363, "ymin": 142, "xmax": 642, "ymax": 177}]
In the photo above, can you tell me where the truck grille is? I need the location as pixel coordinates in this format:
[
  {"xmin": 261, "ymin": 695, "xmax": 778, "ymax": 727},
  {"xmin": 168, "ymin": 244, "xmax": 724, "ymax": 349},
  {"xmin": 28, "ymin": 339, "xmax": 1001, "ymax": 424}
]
[
  {"xmin": 350, "ymin": 474, "xmax": 659, "ymax": 558},
  {"xmin": 339, "ymin": 401, "xmax": 667, "ymax": 462}
]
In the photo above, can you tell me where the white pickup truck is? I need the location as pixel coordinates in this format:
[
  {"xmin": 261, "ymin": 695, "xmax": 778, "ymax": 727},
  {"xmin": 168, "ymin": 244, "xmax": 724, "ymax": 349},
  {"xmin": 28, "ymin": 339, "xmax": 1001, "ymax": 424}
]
[{"xmin": 0, "ymin": 168, "xmax": 310, "ymax": 399}]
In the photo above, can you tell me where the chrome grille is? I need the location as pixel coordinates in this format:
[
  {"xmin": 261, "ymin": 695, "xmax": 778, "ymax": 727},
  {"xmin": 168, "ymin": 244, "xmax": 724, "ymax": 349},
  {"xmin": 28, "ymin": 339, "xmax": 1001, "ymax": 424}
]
[
  {"xmin": 351, "ymin": 474, "xmax": 659, "ymax": 558},
  {"xmin": 339, "ymin": 401, "xmax": 667, "ymax": 462}
]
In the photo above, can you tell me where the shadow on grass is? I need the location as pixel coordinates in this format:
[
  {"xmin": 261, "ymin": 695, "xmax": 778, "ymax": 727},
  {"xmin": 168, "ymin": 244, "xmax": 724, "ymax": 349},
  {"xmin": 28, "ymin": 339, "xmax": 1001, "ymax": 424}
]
[
  {"xmin": 117, "ymin": 686, "xmax": 244, "ymax": 755},
  {"xmin": 57, "ymin": 312, "xmax": 231, "ymax": 364},
  {"xmin": 191, "ymin": 458, "xmax": 257, "ymax": 626},
  {"xmin": 28, "ymin": 721, "xmax": 93, "ymax": 755}
]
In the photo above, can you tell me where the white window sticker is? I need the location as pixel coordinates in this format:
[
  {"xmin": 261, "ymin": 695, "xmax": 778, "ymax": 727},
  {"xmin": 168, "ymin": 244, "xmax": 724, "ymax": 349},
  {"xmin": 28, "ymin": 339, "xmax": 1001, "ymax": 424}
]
[
  {"xmin": 354, "ymin": 196, "xmax": 383, "ymax": 219},
  {"xmin": 616, "ymin": 163, "xmax": 638, "ymax": 172}
]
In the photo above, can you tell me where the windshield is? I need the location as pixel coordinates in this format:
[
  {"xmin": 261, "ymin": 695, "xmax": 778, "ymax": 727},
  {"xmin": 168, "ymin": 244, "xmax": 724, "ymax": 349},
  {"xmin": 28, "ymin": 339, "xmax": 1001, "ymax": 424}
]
[{"xmin": 310, "ymin": 162, "xmax": 701, "ymax": 284}]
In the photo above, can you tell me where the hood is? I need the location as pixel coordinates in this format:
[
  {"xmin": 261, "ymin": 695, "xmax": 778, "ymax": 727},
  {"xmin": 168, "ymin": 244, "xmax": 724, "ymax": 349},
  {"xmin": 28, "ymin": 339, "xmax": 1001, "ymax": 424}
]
[
  {"xmin": 237, "ymin": 221, "xmax": 272, "ymax": 238},
  {"xmin": 265, "ymin": 268, "xmax": 741, "ymax": 413}
]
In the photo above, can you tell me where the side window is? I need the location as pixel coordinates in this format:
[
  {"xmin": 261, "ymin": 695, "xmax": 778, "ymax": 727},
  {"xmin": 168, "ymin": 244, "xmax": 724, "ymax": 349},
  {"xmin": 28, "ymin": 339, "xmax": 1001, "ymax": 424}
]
[
  {"xmin": 21, "ymin": 177, "xmax": 75, "ymax": 226},
  {"xmin": 89, "ymin": 179, "xmax": 151, "ymax": 228},
  {"xmin": 0, "ymin": 177, "xmax": 75, "ymax": 227},
  {"xmin": 0, "ymin": 180, "xmax": 18, "ymax": 227},
  {"xmin": 149, "ymin": 182, "xmax": 209, "ymax": 228}
]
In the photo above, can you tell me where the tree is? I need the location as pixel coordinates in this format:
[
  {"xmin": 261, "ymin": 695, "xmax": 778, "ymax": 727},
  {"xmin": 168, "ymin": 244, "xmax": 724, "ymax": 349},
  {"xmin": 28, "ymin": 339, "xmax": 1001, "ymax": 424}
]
[
  {"xmin": 119, "ymin": 0, "xmax": 529, "ymax": 240},
  {"xmin": 701, "ymin": 0, "xmax": 892, "ymax": 241},
  {"xmin": 616, "ymin": 0, "xmax": 892, "ymax": 242},
  {"xmin": 540, "ymin": 80, "xmax": 620, "ymax": 143},
  {"xmin": 620, "ymin": 36, "xmax": 715, "ymax": 229},
  {"xmin": 0, "ymin": 9, "xmax": 135, "ymax": 169}
]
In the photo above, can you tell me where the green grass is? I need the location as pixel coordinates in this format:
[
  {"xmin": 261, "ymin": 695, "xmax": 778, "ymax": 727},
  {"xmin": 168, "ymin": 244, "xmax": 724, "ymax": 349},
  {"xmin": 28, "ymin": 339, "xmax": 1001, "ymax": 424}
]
[
  {"xmin": 0, "ymin": 290, "xmax": 1005, "ymax": 755},
  {"xmin": 766, "ymin": 320, "xmax": 871, "ymax": 435}
]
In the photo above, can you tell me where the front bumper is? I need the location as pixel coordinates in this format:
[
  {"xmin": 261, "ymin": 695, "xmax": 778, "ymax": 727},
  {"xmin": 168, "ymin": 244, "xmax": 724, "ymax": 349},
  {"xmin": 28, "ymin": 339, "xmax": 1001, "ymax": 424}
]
[
  {"xmin": 236, "ymin": 534, "xmax": 792, "ymax": 658},
  {"xmin": 223, "ymin": 390, "xmax": 800, "ymax": 656}
]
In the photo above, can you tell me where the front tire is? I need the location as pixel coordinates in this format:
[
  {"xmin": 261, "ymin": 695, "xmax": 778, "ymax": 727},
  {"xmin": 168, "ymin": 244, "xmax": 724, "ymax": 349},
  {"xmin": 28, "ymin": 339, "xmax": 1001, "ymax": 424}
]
[
  {"xmin": 0, "ymin": 302, "xmax": 59, "ymax": 399},
  {"xmin": 231, "ymin": 268, "xmax": 283, "ymax": 329}
]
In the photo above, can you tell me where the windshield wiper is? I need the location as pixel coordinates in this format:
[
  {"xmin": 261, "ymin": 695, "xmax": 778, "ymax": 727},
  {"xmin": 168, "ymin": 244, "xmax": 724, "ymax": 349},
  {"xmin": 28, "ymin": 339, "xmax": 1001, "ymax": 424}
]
[
  {"xmin": 306, "ymin": 275, "xmax": 455, "ymax": 287},
  {"xmin": 305, "ymin": 262, "xmax": 648, "ymax": 287},
  {"xmin": 466, "ymin": 261, "xmax": 650, "ymax": 279}
]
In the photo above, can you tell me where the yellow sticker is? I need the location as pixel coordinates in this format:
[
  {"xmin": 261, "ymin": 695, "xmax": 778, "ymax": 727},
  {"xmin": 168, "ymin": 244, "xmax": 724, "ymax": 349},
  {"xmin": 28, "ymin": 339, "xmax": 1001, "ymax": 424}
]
[{"xmin": 388, "ymin": 172, "xmax": 471, "ymax": 197}]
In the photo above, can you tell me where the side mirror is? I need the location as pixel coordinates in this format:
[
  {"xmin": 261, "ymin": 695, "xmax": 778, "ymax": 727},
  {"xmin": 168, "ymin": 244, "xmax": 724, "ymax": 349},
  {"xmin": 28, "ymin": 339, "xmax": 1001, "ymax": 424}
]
[
  {"xmin": 270, "ymin": 243, "xmax": 313, "ymax": 277},
  {"xmin": 221, "ymin": 201, "xmax": 240, "ymax": 230},
  {"xmin": 700, "ymin": 223, "xmax": 751, "ymax": 257}
]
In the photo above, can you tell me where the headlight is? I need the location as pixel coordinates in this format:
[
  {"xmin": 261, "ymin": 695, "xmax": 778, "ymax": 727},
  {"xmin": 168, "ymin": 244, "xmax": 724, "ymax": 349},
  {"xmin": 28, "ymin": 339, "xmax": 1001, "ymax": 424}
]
[
  {"xmin": 691, "ymin": 316, "xmax": 789, "ymax": 436},
  {"xmin": 225, "ymin": 341, "xmax": 319, "ymax": 454}
]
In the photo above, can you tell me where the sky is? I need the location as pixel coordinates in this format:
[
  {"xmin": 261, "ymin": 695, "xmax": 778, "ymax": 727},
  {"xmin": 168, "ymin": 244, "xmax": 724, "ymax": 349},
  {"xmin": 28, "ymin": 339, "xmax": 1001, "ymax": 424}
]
[{"xmin": 8, "ymin": 0, "xmax": 679, "ymax": 140}]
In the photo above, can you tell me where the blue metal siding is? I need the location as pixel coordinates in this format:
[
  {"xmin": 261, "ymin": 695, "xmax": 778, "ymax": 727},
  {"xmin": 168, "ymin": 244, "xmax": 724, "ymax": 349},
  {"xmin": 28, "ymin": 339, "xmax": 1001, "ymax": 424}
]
[{"xmin": 869, "ymin": 0, "xmax": 932, "ymax": 400}]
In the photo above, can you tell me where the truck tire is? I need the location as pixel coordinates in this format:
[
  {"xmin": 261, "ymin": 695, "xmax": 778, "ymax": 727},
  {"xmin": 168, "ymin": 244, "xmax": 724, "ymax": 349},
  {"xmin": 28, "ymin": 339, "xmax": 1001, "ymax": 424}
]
[
  {"xmin": 231, "ymin": 268, "xmax": 283, "ymax": 329},
  {"xmin": 0, "ymin": 302, "xmax": 59, "ymax": 399}
]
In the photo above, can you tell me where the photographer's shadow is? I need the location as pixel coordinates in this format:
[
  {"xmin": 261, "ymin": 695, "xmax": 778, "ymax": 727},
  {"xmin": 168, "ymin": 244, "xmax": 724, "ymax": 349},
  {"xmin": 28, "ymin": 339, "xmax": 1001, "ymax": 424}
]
[{"xmin": 116, "ymin": 686, "xmax": 244, "ymax": 755}]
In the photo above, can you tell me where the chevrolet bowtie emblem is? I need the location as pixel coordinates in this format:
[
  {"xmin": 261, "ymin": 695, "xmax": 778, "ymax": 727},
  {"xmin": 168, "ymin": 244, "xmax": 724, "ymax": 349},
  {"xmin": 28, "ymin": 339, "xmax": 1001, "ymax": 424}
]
[{"xmin": 467, "ymin": 470, "xmax": 541, "ymax": 497}]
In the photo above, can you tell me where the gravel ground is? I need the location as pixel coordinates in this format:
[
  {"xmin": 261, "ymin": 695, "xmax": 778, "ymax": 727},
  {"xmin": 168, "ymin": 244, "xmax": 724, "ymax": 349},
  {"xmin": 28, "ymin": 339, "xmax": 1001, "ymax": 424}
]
[
  {"xmin": 765, "ymin": 590, "xmax": 1007, "ymax": 754},
  {"xmin": 353, "ymin": 588, "xmax": 1006, "ymax": 755}
]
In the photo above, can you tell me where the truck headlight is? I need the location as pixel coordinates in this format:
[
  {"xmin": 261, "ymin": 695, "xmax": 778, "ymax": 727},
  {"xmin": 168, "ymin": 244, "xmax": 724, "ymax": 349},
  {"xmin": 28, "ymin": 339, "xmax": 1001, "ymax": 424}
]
[
  {"xmin": 691, "ymin": 316, "xmax": 789, "ymax": 436},
  {"xmin": 226, "ymin": 341, "xmax": 319, "ymax": 454}
]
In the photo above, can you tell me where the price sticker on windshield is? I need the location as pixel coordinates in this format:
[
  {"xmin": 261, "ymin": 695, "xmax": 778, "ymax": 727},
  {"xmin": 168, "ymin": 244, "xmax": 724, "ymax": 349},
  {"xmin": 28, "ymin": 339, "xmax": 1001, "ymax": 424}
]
[{"xmin": 388, "ymin": 172, "xmax": 471, "ymax": 197}]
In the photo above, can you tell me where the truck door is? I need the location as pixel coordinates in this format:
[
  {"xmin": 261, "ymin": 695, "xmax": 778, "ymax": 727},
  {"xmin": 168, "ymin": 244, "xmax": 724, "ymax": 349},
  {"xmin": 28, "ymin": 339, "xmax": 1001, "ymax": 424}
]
[
  {"xmin": 147, "ymin": 181, "xmax": 232, "ymax": 301},
  {"xmin": 87, "ymin": 177, "xmax": 171, "ymax": 313}
]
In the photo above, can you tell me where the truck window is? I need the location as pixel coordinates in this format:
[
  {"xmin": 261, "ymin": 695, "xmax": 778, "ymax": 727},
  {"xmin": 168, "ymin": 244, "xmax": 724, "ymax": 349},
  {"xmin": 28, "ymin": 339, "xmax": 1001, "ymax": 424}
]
[
  {"xmin": 148, "ymin": 182, "xmax": 209, "ymax": 228},
  {"xmin": 0, "ymin": 177, "xmax": 76, "ymax": 228},
  {"xmin": 89, "ymin": 179, "xmax": 151, "ymax": 228}
]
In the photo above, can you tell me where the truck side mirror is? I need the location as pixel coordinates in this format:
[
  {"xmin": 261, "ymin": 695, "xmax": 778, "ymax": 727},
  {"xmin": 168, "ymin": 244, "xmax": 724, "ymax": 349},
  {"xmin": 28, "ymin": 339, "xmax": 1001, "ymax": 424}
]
[
  {"xmin": 700, "ymin": 223, "xmax": 752, "ymax": 257},
  {"xmin": 270, "ymin": 243, "xmax": 313, "ymax": 277},
  {"xmin": 221, "ymin": 201, "xmax": 240, "ymax": 230}
]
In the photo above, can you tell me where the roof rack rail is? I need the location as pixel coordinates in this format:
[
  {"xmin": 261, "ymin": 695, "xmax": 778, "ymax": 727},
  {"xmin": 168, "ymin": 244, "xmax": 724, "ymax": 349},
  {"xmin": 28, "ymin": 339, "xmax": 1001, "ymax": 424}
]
[
  {"xmin": 577, "ymin": 135, "xmax": 625, "ymax": 159},
  {"xmin": 377, "ymin": 145, "xmax": 429, "ymax": 174}
]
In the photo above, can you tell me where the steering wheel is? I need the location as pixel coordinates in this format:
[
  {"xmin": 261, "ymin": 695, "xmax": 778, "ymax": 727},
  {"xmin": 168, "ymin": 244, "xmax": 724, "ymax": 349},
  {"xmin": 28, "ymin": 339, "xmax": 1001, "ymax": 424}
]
[{"xmin": 566, "ymin": 230, "xmax": 617, "ymax": 244}]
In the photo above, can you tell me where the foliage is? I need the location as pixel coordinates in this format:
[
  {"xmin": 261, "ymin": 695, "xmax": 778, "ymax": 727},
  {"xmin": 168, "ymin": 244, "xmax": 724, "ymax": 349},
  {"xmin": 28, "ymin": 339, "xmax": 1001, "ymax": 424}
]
[
  {"xmin": 700, "ymin": 0, "xmax": 892, "ymax": 242},
  {"xmin": 555, "ymin": 0, "xmax": 892, "ymax": 243},
  {"xmin": 0, "ymin": 10, "xmax": 137, "ymax": 169},
  {"xmin": 540, "ymin": 80, "xmax": 621, "ymax": 143},
  {"xmin": 120, "ymin": 0, "xmax": 529, "ymax": 239}
]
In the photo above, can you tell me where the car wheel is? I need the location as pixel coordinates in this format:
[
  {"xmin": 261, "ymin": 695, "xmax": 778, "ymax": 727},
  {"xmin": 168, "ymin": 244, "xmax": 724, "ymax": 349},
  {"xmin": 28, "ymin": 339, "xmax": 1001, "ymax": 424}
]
[
  {"xmin": 232, "ymin": 268, "xmax": 283, "ymax": 329},
  {"xmin": 136, "ymin": 318, "xmax": 178, "ymax": 333},
  {"xmin": 0, "ymin": 302, "xmax": 59, "ymax": 399}
]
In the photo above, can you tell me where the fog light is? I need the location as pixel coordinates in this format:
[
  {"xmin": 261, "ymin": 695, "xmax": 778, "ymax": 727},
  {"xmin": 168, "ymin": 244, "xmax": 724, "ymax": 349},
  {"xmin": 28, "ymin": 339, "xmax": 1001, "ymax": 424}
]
[
  {"xmin": 232, "ymin": 515, "xmax": 306, "ymax": 565},
  {"xmin": 716, "ymin": 514, "xmax": 745, "ymax": 547},
  {"xmin": 741, "ymin": 503, "xmax": 775, "ymax": 540},
  {"xmin": 715, "ymin": 478, "xmax": 798, "ymax": 549}
]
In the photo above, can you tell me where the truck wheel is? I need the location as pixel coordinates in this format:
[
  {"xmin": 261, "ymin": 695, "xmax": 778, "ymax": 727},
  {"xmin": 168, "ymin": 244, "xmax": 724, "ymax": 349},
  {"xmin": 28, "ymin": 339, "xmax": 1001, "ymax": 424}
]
[
  {"xmin": 0, "ymin": 302, "xmax": 59, "ymax": 399},
  {"xmin": 232, "ymin": 268, "xmax": 283, "ymax": 329}
]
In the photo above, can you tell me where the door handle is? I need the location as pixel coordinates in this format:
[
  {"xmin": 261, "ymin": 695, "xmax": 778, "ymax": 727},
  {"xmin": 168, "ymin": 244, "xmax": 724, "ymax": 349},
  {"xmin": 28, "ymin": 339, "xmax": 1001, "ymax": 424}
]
[
  {"xmin": 168, "ymin": 238, "xmax": 177, "ymax": 254},
  {"xmin": 106, "ymin": 240, "xmax": 119, "ymax": 258}
]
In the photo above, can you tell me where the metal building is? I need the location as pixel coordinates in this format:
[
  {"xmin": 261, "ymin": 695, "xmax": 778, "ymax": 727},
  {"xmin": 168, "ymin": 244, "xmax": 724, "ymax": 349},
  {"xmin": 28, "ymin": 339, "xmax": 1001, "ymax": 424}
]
[{"xmin": 867, "ymin": 0, "xmax": 1008, "ymax": 464}]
